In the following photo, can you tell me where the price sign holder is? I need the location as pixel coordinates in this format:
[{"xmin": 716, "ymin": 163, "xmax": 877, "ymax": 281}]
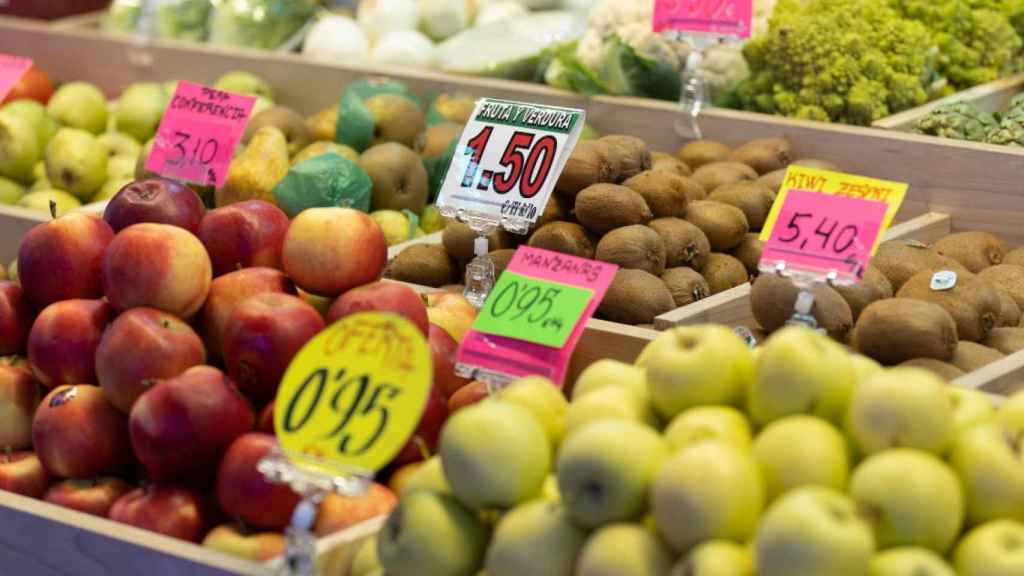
[
  {"xmin": 436, "ymin": 98, "xmax": 586, "ymax": 308},
  {"xmin": 260, "ymin": 312, "xmax": 432, "ymax": 576},
  {"xmin": 0, "ymin": 54, "xmax": 32, "ymax": 103}
]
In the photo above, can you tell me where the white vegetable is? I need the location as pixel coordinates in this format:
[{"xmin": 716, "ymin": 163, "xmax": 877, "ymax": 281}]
[
  {"xmin": 371, "ymin": 29, "xmax": 438, "ymax": 69},
  {"xmin": 418, "ymin": 0, "xmax": 475, "ymax": 41},
  {"xmin": 560, "ymin": 0, "xmax": 601, "ymax": 11},
  {"xmin": 302, "ymin": 15, "xmax": 370, "ymax": 63},
  {"xmin": 700, "ymin": 42, "xmax": 750, "ymax": 100},
  {"xmin": 587, "ymin": 0, "xmax": 654, "ymax": 34},
  {"xmin": 477, "ymin": 0, "xmax": 560, "ymax": 8},
  {"xmin": 476, "ymin": 2, "xmax": 528, "ymax": 26},
  {"xmin": 357, "ymin": 0, "xmax": 419, "ymax": 43}
]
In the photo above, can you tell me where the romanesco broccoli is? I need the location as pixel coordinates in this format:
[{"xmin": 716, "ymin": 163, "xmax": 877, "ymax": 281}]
[{"xmin": 914, "ymin": 101, "xmax": 998, "ymax": 141}]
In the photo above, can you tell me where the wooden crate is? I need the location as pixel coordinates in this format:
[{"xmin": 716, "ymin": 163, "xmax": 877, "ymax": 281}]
[{"xmin": 873, "ymin": 74, "xmax": 1024, "ymax": 131}]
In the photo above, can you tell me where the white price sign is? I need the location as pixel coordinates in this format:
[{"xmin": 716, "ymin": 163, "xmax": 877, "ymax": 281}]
[{"xmin": 437, "ymin": 98, "xmax": 585, "ymax": 225}]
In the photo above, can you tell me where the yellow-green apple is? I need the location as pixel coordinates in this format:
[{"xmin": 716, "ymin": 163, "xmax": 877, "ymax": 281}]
[
  {"xmin": 377, "ymin": 491, "xmax": 490, "ymax": 576},
  {"xmin": 398, "ymin": 456, "xmax": 450, "ymax": 497},
  {"xmin": 0, "ymin": 451, "xmax": 50, "ymax": 498},
  {"xmin": 392, "ymin": 380, "xmax": 448, "ymax": 466},
  {"xmin": 563, "ymin": 386, "xmax": 654, "ymax": 439},
  {"xmin": 44, "ymin": 477, "xmax": 131, "ymax": 516},
  {"xmin": 665, "ymin": 406, "xmax": 753, "ymax": 453},
  {"xmin": 0, "ymin": 365, "xmax": 39, "ymax": 450},
  {"xmin": 996, "ymin": 390, "xmax": 1024, "ymax": 434},
  {"xmin": 676, "ymin": 540, "xmax": 754, "ymax": 576},
  {"xmin": 429, "ymin": 322, "xmax": 472, "ymax": 398},
  {"xmin": 424, "ymin": 292, "xmax": 476, "ymax": 343},
  {"xmin": 950, "ymin": 387, "xmax": 996, "ymax": 433},
  {"xmin": 851, "ymin": 354, "xmax": 883, "ymax": 385},
  {"xmin": 576, "ymin": 523, "xmax": 674, "ymax": 576},
  {"xmin": 201, "ymin": 267, "xmax": 295, "ymax": 359},
  {"xmin": 108, "ymin": 484, "xmax": 210, "ymax": 542},
  {"xmin": 447, "ymin": 380, "xmax": 488, "ymax": 413},
  {"xmin": 328, "ymin": 280, "xmax": 429, "ymax": 336},
  {"xmin": 281, "ymin": 207, "xmax": 387, "ymax": 297},
  {"xmin": 949, "ymin": 423, "xmax": 1024, "ymax": 525},
  {"xmin": 752, "ymin": 415, "xmax": 849, "ymax": 501},
  {"xmin": 17, "ymin": 212, "xmax": 114, "ymax": 308},
  {"xmin": 96, "ymin": 307, "xmax": 206, "ymax": 413},
  {"xmin": 27, "ymin": 299, "xmax": 112, "ymax": 387},
  {"xmin": 870, "ymin": 547, "xmax": 956, "ymax": 576},
  {"xmin": 652, "ymin": 441, "xmax": 764, "ymax": 551},
  {"xmin": 494, "ymin": 376, "xmax": 568, "ymax": 445},
  {"xmin": 845, "ymin": 367, "xmax": 954, "ymax": 456},
  {"xmin": 485, "ymin": 500, "xmax": 588, "ymax": 576},
  {"xmin": 315, "ymin": 482, "xmax": 398, "ymax": 536},
  {"xmin": 439, "ymin": 400, "xmax": 550, "ymax": 509},
  {"xmin": 202, "ymin": 524, "xmax": 285, "ymax": 562},
  {"xmin": 350, "ymin": 535, "xmax": 380, "ymax": 576},
  {"xmin": 953, "ymin": 519, "xmax": 1024, "ymax": 576},
  {"xmin": 850, "ymin": 449, "xmax": 963, "ymax": 552},
  {"xmin": 217, "ymin": 433, "xmax": 301, "ymax": 530},
  {"xmin": 222, "ymin": 292, "xmax": 325, "ymax": 401},
  {"xmin": 754, "ymin": 487, "xmax": 875, "ymax": 576},
  {"xmin": 569, "ymin": 359, "xmax": 647, "ymax": 402},
  {"xmin": 103, "ymin": 178, "xmax": 205, "ymax": 234},
  {"xmin": 388, "ymin": 461, "xmax": 423, "ymax": 495},
  {"xmin": 102, "ymin": 223, "xmax": 212, "ymax": 319},
  {"xmin": 130, "ymin": 366, "xmax": 254, "ymax": 481},
  {"xmin": 197, "ymin": 200, "xmax": 289, "ymax": 277},
  {"xmin": 0, "ymin": 281, "xmax": 31, "ymax": 355},
  {"xmin": 32, "ymin": 384, "xmax": 129, "ymax": 477},
  {"xmin": 636, "ymin": 325, "xmax": 754, "ymax": 420}
]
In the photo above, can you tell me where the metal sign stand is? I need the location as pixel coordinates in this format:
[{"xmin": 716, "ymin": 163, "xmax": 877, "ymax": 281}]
[{"xmin": 440, "ymin": 206, "xmax": 531, "ymax": 309}]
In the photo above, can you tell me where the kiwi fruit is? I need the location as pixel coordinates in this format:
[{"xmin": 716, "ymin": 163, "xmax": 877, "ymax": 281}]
[
  {"xmin": 728, "ymin": 137, "xmax": 793, "ymax": 174},
  {"xmin": 684, "ymin": 200, "xmax": 749, "ymax": 251},
  {"xmin": 385, "ymin": 244, "xmax": 455, "ymax": 287},
  {"xmin": 1003, "ymin": 246, "xmax": 1024, "ymax": 266},
  {"xmin": 678, "ymin": 139, "xmax": 731, "ymax": 170},
  {"xmin": 661, "ymin": 267, "xmax": 709, "ymax": 307},
  {"xmin": 898, "ymin": 358, "xmax": 965, "ymax": 380},
  {"xmin": 594, "ymin": 225, "xmax": 667, "ymax": 276},
  {"xmin": 950, "ymin": 341, "xmax": 1004, "ymax": 372},
  {"xmin": 933, "ymin": 231, "xmax": 1006, "ymax": 273},
  {"xmin": 731, "ymin": 233, "xmax": 764, "ymax": 277},
  {"xmin": 692, "ymin": 161, "xmax": 758, "ymax": 192},
  {"xmin": 852, "ymin": 298, "xmax": 958, "ymax": 364},
  {"xmin": 528, "ymin": 222, "xmax": 596, "ymax": 259},
  {"xmin": 651, "ymin": 151, "xmax": 692, "ymax": 176},
  {"xmin": 707, "ymin": 181, "xmax": 775, "ymax": 230},
  {"xmin": 442, "ymin": 221, "xmax": 511, "ymax": 263},
  {"xmin": 598, "ymin": 269, "xmax": 676, "ymax": 324},
  {"xmin": 983, "ymin": 327, "xmax": 1024, "ymax": 354},
  {"xmin": 977, "ymin": 264, "xmax": 1024, "ymax": 310},
  {"xmin": 833, "ymin": 265, "xmax": 893, "ymax": 321},
  {"xmin": 896, "ymin": 270, "xmax": 1000, "ymax": 342},
  {"xmin": 489, "ymin": 249, "xmax": 516, "ymax": 276},
  {"xmin": 750, "ymin": 273, "xmax": 854, "ymax": 341},
  {"xmin": 996, "ymin": 288, "xmax": 1022, "ymax": 327},
  {"xmin": 756, "ymin": 169, "xmax": 785, "ymax": 196},
  {"xmin": 244, "ymin": 106, "xmax": 312, "ymax": 156},
  {"xmin": 792, "ymin": 158, "xmax": 841, "ymax": 171},
  {"xmin": 649, "ymin": 217, "xmax": 711, "ymax": 269},
  {"xmin": 702, "ymin": 253, "xmax": 750, "ymax": 296},
  {"xmin": 871, "ymin": 241, "xmax": 970, "ymax": 290},
  {"xmin": 529, "ymin": 193, "xmax": 569, "ymax": 233},
  {"xmin": 599, "ymin": 135, "xmax": 651, "ymax": 179},
  {"xmin": 621, "ymin": 170, "xmax": 689, "ymax": 218},
  {"xmin": 555, "ymin": 140, "xmax": 620, "ymax": 198},
  {"xmin": 575, "ymin": 184, "xmax": 653, "ymax": 234}
]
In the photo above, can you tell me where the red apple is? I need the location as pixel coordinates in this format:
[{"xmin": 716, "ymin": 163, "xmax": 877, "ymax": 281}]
[
  {"xmin": 448, "ymin": 380, "xmax": 489, "ymax": 413},
  {"xmin": 109, "ymin": 484, "xmax": 210, "ymax": 542},
  {"xmin": 0, "ymin": 365, "xmax": 39, "ymax": 450},
  {"xmin": 197, "ymin": 200, "xmax": 289, "ymax": 277},
  {"xmin": 391, "ymin": 381, "xmax": 448, "ymax": 467},
  {"xmin": 315, "ymin": 482, "xmax": 397, "ymax": 537},
  {"xmin": 103, "ymin": 178, "xmax": 205, "ymax": 234},
  {"xmin": 32, "ymin": 385, "xmax": 130, "ymax": 478},
  {"xmin": 217, "ymin": 433, "xmax": 301, "ymax": 530},
  {"xmin": 223, "ymin": 293, "xmax": 325, "ymax": 402},
  {"xmin": 44, "ymin": 477, "xmax": 132, "ymax": 516},
  {"xmin": 327, "ymin": 281, "xmax": 429, "ymax": 336},
  {"xmin": 0, "ymin": 282, "xmax": 31, "ymax": 355},
  {"xmin": 17, "ymin": 213, "xmax": 114, "ymax": 309},
  {"xmin": 257, "ymin": 401, "xmax": 275, "ymax": 434},
  {"xmin": 96, "ymin": 307, "xmax": 206, "ymax": 413},
  {"xmin": 202, "ymin": 524, "xmax": 285, "ymax": 562},
  {"xmin": 28, "ymin": 299, "xmax": 111, "ymax": 387},
  {"xmin": 281, "ymin": 207, "xmax": 386, "ymax": 297},
  {"xmin": 425, "ymin": 292, "xmax": 477, "ymax": 343},
  {"xmin": 429, "ymin": 322, "xmax": 471, "ymax": 399},
  {"xmin": 102, "ymin": 223, "xmax": 212, "ymax": 319},
  {"xmin": 0, "ymin": 451, "xmax": 50, "ymax": 498},
  {"xmin": 2, "ymin": 65, "xmax": 54, "ymax": 104},
  {"xmin": 201, "ymin": 267, "xmax": 295, "ymax": 360},
  {"xmin": 130, "ymin": 366, "xmax": 253, "ymax": 481}
]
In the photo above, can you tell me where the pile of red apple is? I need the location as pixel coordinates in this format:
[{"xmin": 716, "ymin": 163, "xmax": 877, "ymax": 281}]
[{"xmin": 0, "ymin": 176, "xmax": 480, "ymax": 561}]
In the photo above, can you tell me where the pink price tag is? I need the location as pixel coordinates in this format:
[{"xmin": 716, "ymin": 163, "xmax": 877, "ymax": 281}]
[
  {"xmin": 653, "ymin": 0, "xmax": 753, "ymax": 38},
  {"xmin": 0, "ymin": 54, "xmax": 33, "ymax": 102},
  {"xmin": 146, "ymin": 81, "xmax": 256, "ymax": 188},
  {"xmin": 760, "ymin": 189, "xmax": 888, "ymax": 283},
  {"xmin": 456, "ymin": 246, "xmax": 617, "ymax": 388}
]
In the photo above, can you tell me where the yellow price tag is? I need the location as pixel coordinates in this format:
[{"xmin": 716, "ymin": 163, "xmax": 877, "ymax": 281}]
[
  {"xmin": 760, "ymin": 166, "xmax": 908, "ymax": 254},
  {"xmin": 274, "ymin": 312, "xmax": 432, "ymax": 475}
]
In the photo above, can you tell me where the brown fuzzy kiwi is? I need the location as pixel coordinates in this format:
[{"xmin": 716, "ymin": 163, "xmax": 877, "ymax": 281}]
[
  {"xmin": 489, "ymin": 249, "xmax": 516, "ymax": 276},
  {"xmin": 833, "ymin": 265, "xmax": 893, "ymax": 321},
  {"xmin": 871, "ymin": 241, "xmax": 971, "ymax": 291},
  {"xmin": 661, "ymin": 267, "xmax": 710, "ymax": 307},
  {"xmin": 442, "ymin": 221, "xmax": 511, "ymax": 263},
  {"xmin": 728, "ymin": 137, "xmax": 794, "ymax": 174},
  {"xmin": 950, "ymin": 341, "xmax": 1005, "ymax": 372},
  {"xmin": 621, "ymin": 170, "xmax": 690, "ymax": 218},
  {"xmin": 575, "ymin": 184, "xmax": 653, "ymax": 234},
  {"xmin": 983, "ymin": 327, "xmax": 1024, "ymax": 354},
  {"xmin": 555, "ymin": 140, "xmax": 621, "ymax": 198},
  {"xmin": 648, "ymin": 217, "xmax": 711, "ymax": 270},
  {"xmin": 677, "ymin": 140, "xmax": 731, "ymax": 169},
  {"xmin": 996, "ymin": 288, "xmax": 1022, "ymax": 327},
  {"xmin": 898, "ymin": 358, "xmax": 965, "ymax": 380},
  {"xmin": 934, "ymin": 231, "xmax": 1006, "ymax": 273},
  {"xmin": 651, "ymin": 151, "xmax": 692, "ymax": 176},
  {"xmin": 702, "ymin": 253, "xmax": 751, "ymax": 296},
  {"xmin": 896, "ymin": 270, "xmax": 1001, "ymax": 342},
  {"xmin": 750, "ymin": 274, "xmax": 854, "ymax": 341},
  {"xmin": 594, "ymin": 225, "xmax": 667, "ymax": 275},
  {"xmin": 530, "ymin": 193, "xmax": 569, "ymax": 233},
  {"xmin": 385, "ymin": 244, "xmax": 455, "ymax": 287},
  {"xmin": 756, "ymin": 169, "xmax": 785, "ymax": 196},
  {"xmin": 731, "ymin": 233, "xmax": 764, "ymax": 277},
  {"xmin": 528, "ymin": 222, "xmax": 596, "ymax": 259},
  {"xmin": 977, "ymin": 265, "xmax": 1024, "ymax": 310},
  {"xmin": 692, "ymin": 161, "xmax": 758, "ymax": 192},
  {"xmin": 707, "ymin": 181, "xmax": 775, "ymax": 230},
  {"xmin": 792, "ymin": 158, "xmax": 841, "ymax": 171},
  {"xmin": 852, "ymin": 298, "xmax": 958, "ymax": 364},
  {"xmin": 684, "ymin": 200, "xmax": 749, "ymax": 251},
  {"xmin": 599, "ymin": 135, "xmax": 651, "ymax": 180},
  {"xmin": 598, "ymin": 269, "xmax": 676, "ymax": 324},
  {"xmin": 1003, "ymin": 247, "xmax": 1024, "ymax": 266}
]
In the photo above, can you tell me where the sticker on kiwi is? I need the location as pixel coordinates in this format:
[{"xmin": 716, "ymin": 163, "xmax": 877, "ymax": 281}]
[{"xmin": 930, "ymin": 270, "xmax": 957, "ymax": 291}]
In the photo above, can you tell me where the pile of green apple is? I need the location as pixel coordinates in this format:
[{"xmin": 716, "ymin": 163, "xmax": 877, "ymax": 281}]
[{"xmin": 360, "ymin": 324, "xmax": 1024, "ymax": 576}]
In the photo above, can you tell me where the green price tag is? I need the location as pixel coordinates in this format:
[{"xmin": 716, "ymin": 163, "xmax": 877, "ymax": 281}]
[{"xmin": 472, "ymin": 271, "xmax": 593, "ymax": 348}]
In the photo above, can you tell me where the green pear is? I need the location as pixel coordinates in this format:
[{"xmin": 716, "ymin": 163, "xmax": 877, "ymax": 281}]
[
  {"xmin": 949, "ymin": 423, "xmax": 1024, "ymax": 525},
  {"xmin": 107, "ymin": 155, "xmax": 137, "ymax": 180},
  {"xmin": 47, "ymin": 82, "xmax": 108, "ymax": 134},
  {"xmin": 45, "ymin": 128, "xmax": 109, "ymax": 199},
  {"xmin": 399, "ymin": 456, "xmax": 450, "ymax": 498},
  {"xmin": 949, "ymin": 387, "xmax": 995, "ymax": 433},
  {"xmin": 98, "ymin": 132, "xmax": 142, "ymax": 159},
  {"xmin": 351, "ymin": 536, "xmax": 381, "ymax": 576},
  {"xmin": 673, "ymin": 540, "xmax": 754, "ymax": 576},
  {"xmin": 0, "ymin": 114, "xmax": 40, "ymax": 183},
  {"xmin": 93, "ymin": 177, "xmax": 133, "ymax": 202},
  {"xmin": 359, "ymin": 142, "xmax": 429, "ymax": 213},
  {"xmin": 576, "ymin": 523, "xmax": 674, "ymax": 576},
  {"xmin": 664, "ymin": 406, "xmax": 753, "ymax": 453},
  {"xmin": 377, "ymin": 491, "xmax": 489, "ymax": 576},
  {"xmin": 752, "ymin": 415, "xmax": 849, "ymax": 502},
  {"xmin": 216, "ymin": 126, "xmax": 290, "ymax": 207},
  {"xmin": 953, "ymin": 520, "xmax": 1024, "ymax": 576},
  {"xmin": 364, "ymin": 94, "xmax": 426, "ymax": 148},
  {"xmin": 292, "ymin": 141, "xmax": 359, "ymax": 165},
  {"xmin": 114, "ymin": 82, "xmax": 169, "ymax": 142},
  {"xmin": 484, "ymin": 500, "xmax": 587, "ymax": 576},
  {"xmin": 1, "ymin": 100, "xmax": 58, "ymax": 149},
  {"xmin": 557, "ymin": 419, "xmax": 667, "ymax": 528},
  {"xmin": 572, "ymin": 359, "xmax": 648, "ymax": 401},
  {"xmin": 214, "ymin": 70, "xmax": 274, "ymax": 100},
  {"xmin": 0, "ymin": 176, "xmax": 25, "ymax": 204},
  {"xmin": 16, "ymin": 189, "xmax": 81, "ymax": 216},
  {"xmin": 493, "ymin": 376, "xmax": 568, "ymax": 445},
  {"xmin": 869, "ymin": 547, "xmax": 955, "ymax": 576}
]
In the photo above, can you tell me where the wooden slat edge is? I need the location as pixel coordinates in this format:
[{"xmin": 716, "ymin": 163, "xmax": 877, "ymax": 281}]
[{"xmin": 953, "ymin": 349, "xmax": 1024, "ymax": 396}]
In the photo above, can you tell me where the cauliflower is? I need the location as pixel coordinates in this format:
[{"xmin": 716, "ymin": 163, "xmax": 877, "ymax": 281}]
[
  {"xmin": 699, "ymin": 42, "xmax": 750, "ymax": 106},
  {"xmin": 357, "ymin": 0, "xmax": 419, "ymax": 44},
  {"xmin": 586, "ymin": 0, "xmax": 653, "ymax": 34},
  {"xmin": 753, "ymin": 0, "xmax": 778, "ymax": 36},
  {"xmin": 303, "ymin": 15, "xmax": 370, "ymax": 62}
]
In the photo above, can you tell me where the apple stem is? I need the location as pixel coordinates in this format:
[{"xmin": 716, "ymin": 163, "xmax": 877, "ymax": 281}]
[
  {"xmin": 412, "ymin": 436, "xmax": 431, "ymax": 461},
  {"xmin": 48, "ymin": 200, "xmax": 57, "ymax": 220}
]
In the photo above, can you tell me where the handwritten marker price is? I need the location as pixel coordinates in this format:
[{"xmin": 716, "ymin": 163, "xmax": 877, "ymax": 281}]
[
  {"xmin": 653, "ymin": 0, "xmax": 753, "ymax": 38},
  {"xmin": 0, "ymin": 54, "xmax": 33, "ymax": 103},
  {"xmin": 473, "ymin": 271, "xmax": 593, "ymax": 349}
]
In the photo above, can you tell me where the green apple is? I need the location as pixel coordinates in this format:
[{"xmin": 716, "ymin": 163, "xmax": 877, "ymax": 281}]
[
  {"xmin": 0, "ymin": 114, "xmax": 40, "ymax": 183},
  {"xmin": 494, "ymin": 376, "xmax": 568, "ymax": 445},
  {"xmin": 996, "ymin": 390, "xmax": 1024, "ymax": 434},
  {"xmin": 98, "ymin": 132, "xmax": 142, "ymax": 159},
  {"xmin": 0, "ymin": 176, "xmax": 24, "ymax": 204},
  {"xmin": 754, "ymin": 486, "xmax": 875, "ymax": 576},
  {"xmin": 47, "ymin": 82, "xmax": 108, "ymax": 134},
  {"xmin": 845, "ymin": 367, "xmax": 954, "ymax": 456},
  {"xmin": 564, "ymin": 386, "xmax": 654, "ymax": 438},
  {"xmin": 114, "ymin": 82, "xmax": 169, "ymax": 142},
  {"xmin": 850, "ymin": 449, "xmax": 963, "ymax": 552},
  {"xmin": 576, "ymin": 523, "xmax": 674, "ymax": 576},
  {"xmin": 107, "ymin": 155, "xmax": 137, "ymax": 180},
  {"xmin": 45, "ymin": 128, "xmax": 109, "ymax": 199},
  {"xmin": 748, "ymin": 326, "xmax": 855, "ymax": 426},
  {"xmin": 92, "ymin": 177, "xmax": 133, "ymax": 203},
  {"xmin": 484, "ymin": 500, "xmax": 587, "ymax": 576},
  {"xmin": 214, "ymin": 70, "xmax": 275, "ymax": 100},
  {"xmin": 753, "ymin": 415, "xmax": 849, "ymax": 502},
  {"xmin": 953, "ymin": 519, "xmax": 1024, "ymax": 576},
  {"xmin": 673, "ymin": 540, "xmax": 753, "ymax": 576},
  {"xmin": 557, "ymin": 419, "xmax": 667, "ymax": 528},
  {"xmin": 652, "ymin": 441, "xmax": 764, "ymax": 552},
  {"xmin": 851, "ymin": 353, "xmax": 883, "ymax": 385},
  {"xmin": 869, "ymin": 547, "xmax": 955, "ymax": 576},
  {"xmin": 351, "ymin": 535, "xmax": 381, "ymax": 576},
  {"xmin": 371, "ymin": 210, "xmax": 415, "ymax": 246},
  {"xmin": 399, "ymin": 456, "xmax": 450, "ymax": 497},
  {"xmin": 949, "ymin": 387, "xmax": 995, "ymax": 433},
  {"xmin": 949, "ymin": 423, "xmax": 1024, "ymax": 525},
  {"xmin": 378, "ymin": 491, "xmax": 489, "ymax": 576},
  {"xmin": 420, "ymin": 203, "xmax": 446, "ymax": 233},
  {"xmin": 1, "ymin": 100, "xmax": 58, "ymax": 149},
  {"xmin": 572, "ymin": 359, "xmax": 648, "ymax": 401},
  {"xmin": 664, "ymin": 406, "xmax": 752, "ymax": 453},
  {"xmin": 16, "ymin": 189, "xmax": 81, "ymax": 216},
  {"xmin": 439, "ymin": 401, "xmax": 550, "ymax": 509}
]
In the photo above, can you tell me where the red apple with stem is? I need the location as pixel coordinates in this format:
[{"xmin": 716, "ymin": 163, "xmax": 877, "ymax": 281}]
[
  {"xmin": 32, "ymin": 385, "xmax": 130, "ymax": 478},
  {"xmin": 109, "ymin": 484, "xmax": 210, "ymax": 542},
  {"xmin": 103, "ymin": 178, "xmax": 206, "ymax": 234},
  {"xmin": 217, "ymin": 433, "xmax": 301, "ymax": 530},
  {"xmin": 17, "ymin": 213, "xmax": 114, "ymax": 310},
  {"xmin": 197, "ymin": 200, "xmax": 289, "ymax": 277},
  {"xmin": 27, "ymin": 299, "xmax": 112, "ymax": 387},
  {"xmin": 327, "ymin": 281, "xmax": 429, "ymax": 336},
  {"xmin": 201, "ymin": 267, "xmax": 295, "ymax": 360},
  {"xmin": 281, "ymin": 207, "xmax": 386, "ymax": 297},
  {"xmin": 0, "ymin": 281, "xmax": 32, "ymax": 355},
  {"xmin": 45, "ymin": 477, "xmax": 132, "ymax": 516}
]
